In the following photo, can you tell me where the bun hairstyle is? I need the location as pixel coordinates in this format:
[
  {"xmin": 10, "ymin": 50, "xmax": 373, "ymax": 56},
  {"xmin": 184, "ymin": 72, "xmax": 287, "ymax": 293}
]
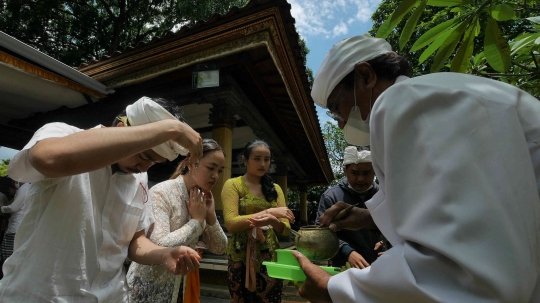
[
  {"xmin": 242, "ymin": 139, "xmax": 278, "ymax": 202},
  {"xmin": 170, "ymin": 139, "xmax": 225, "ymax": 179}
]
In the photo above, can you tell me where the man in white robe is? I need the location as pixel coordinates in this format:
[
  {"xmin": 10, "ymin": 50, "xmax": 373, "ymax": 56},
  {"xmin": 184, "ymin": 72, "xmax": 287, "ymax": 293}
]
[
  {"xmin": 294, "ymin": 35, "xmax": 540, "ymax": 303},
  {"xmin": 0, "ymin": 97, "xmax": 204, "ymax": 302}
]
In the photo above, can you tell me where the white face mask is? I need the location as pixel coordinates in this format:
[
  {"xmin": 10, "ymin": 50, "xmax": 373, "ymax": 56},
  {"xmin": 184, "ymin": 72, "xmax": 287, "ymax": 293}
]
[
  {"xmin": 348, "ymin": 183, "xmax": 374, "ymax": 193},
  {"xmin": 344, "ymin": 105, "xmax": 370, "ymax": 146},
  {"xmin": 344, "ymin": 76, "xmax": 372, "ymax": 146}
]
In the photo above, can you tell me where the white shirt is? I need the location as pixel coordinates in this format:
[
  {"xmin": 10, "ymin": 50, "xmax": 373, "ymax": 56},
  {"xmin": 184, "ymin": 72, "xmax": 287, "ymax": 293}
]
[
  {"xmin": 328, "ymin": 73, "xmax": 540, "ymax": 303},
  {"xmin": 1, "ymin": 182, "xmax": 30, "ymax": 234},
  {"xmin": 0, "ymin": 123, "xmax": 154, "ymax": 303}
]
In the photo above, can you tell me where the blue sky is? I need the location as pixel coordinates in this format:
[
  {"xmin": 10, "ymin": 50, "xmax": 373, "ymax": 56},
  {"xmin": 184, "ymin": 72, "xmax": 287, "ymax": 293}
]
[
  {"xmin": 0, "ymin": 147, "xmax": 18, "ymax": 160},
  {"xmin": 288, "ymin": 0, "xmax": 382, "ymax": 126}
]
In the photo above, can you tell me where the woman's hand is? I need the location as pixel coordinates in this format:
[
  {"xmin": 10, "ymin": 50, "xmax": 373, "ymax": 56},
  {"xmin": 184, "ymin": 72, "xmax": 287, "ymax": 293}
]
[
  {"xmin": 247, "ymin": 213, "xmax": 279, "ymax": 228},
  {"xmin": 187, "ymin": 188, "xmax": 207, "ymax": 225},
  {"xmin": 203, "ymin": 190, "xmax": 217, "ymax": 226},
  {"xmin": 269, "ymin": 206, "xmax": 295, "ymax": 224},
  {"xmin": 374, "ymin": 240, "xmax": 387, "ymax": 257},
  {"xmin": 162, "ymin": 246, "xmax": 201, "ymax": 275}
]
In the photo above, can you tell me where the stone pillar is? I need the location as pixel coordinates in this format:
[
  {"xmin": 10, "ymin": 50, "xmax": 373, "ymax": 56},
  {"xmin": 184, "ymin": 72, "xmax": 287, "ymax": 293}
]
[
  {"xmin": 209, "ymin": 103, "xmax": 235, "ymax": 213},
  {"xmin": 299, "ymin": 184, "xmax": 308, "ymax": 225}
]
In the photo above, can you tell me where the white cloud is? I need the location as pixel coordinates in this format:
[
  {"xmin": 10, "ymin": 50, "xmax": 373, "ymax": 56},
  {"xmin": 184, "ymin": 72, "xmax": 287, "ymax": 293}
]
[
  {"xmin": 332, "ymin": 21, "xmax": 348, "ymax": 36},
  {"xmin": 289, "ymin": 0, "xmax": 382, "ymax": 38},
  {"xmin": 355, "ymin": 6, "xmax": 373, "ymax": 23}
]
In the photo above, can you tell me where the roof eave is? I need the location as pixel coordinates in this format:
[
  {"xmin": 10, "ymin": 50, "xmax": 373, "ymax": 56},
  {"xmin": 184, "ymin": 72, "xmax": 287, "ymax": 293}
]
[{"xmin": 0, "ymin": 31, "xmax": 113, "ymax": 96}]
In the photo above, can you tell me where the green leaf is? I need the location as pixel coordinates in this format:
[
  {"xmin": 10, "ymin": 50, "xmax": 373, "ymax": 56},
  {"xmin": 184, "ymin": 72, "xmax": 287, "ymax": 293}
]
[
  {"xmin": 474, "ymin": 51, "xmax": 485, "ymax": 65},
  {"xmin": 376, "ymin": 0, "xmax": 419, "ymax": 38},
  {"xmin": 410, "ymin": 17, "xmax": 460, "ymax": 51},
  {"xmin": 450, "ymin": 7, "xmax": 467, "ymax": 13},
  {"xmin": 427, "ymin": 0, "xmax": 471, "ymax": 7},
  {"xmin": 450, "ymin": 23, "xmax": 475, "ymax": 72},
  {"xmin": 484, "ymin": 16, "xmax": 511, "ymax": 72},
  {"xmin": 419, "ymin": 27, "xmax": 455, "ymax": 63},
  {"xmin": 431, "ymin": 21, "xmax": 468, "ymax": 72},
  {"xmin": 527, "ymin": 16, "xmax": 540, "ymax": 24},
  {"xmin": 511, "ymin": 33, "xmax": 540, "ymax": 55},
  {"xmin": 475, "ymin": 18, "xmax": 481, "ymax": 36},
  {"xmin": 376, "ymin": 16, "xmax": 394, "ymax": 39},
  {"xmin": 491, "ymin": 4, "xmax": 515, "ymax": 21},
  {"xmin": 399, "ymin": 0, "xmax": 428, "ymax": 50}
]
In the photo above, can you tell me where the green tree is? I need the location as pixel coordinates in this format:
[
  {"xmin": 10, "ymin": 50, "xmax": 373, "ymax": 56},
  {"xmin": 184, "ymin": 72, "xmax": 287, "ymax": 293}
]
[
  {"xmin": 322, "ymin": 121, "xmax": 348, "ymax": 184},
  {"xmin": 299, "ymin": 38, "xmax": 315, "ymax": 88},
  {"xmin": 0, "ymin": 0, "xmax": 249, "ymax": 67},
  {"xmin": 370, "ymin": 0, "xmax": 540, "ymax": 97},
  {"xmin": 287, "ymin": 121, "xmax": 347, "ymax": 223},
  {"xmin": 0, "ymin": 159, "xmax": 10, "ymax": 177}
]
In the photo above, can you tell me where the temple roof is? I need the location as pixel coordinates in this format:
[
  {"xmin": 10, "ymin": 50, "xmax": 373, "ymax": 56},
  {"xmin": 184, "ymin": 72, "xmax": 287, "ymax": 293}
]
[{"xmin": 2, "ymin": 0, "xmax": 333, "ymax": 186}]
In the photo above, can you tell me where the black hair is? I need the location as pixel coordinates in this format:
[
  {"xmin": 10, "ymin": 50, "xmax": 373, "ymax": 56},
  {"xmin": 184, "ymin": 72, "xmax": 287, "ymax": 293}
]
[
  {"xmin": 112, "ymin": 97, "xmax": 184, "ymax": 126},
  {"xmin": 342, "ymin": 53, "xmax": 413, "ymax": 89},
  {"xmin": 242, "ymin": 139, "xmax": 277, "ymax": 202},
  {"xmin": 170, "ymin": 139, "xmax": 225, "ymax": 179}
]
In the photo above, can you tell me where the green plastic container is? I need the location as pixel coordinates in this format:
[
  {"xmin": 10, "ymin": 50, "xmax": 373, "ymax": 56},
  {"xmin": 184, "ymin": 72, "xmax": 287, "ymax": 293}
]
[
  {"xmin": 275, "ymin": 249, "xmax": 299, "ymax": 266},
  {"xmin": 262, "ymin": 261, "xmax": 341, "ymax": 281}
]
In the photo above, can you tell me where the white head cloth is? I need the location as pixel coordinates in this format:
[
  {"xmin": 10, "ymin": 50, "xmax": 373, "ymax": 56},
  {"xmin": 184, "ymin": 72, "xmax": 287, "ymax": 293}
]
[
  {"xmin": 311, "ymin": 34, "xmax": 395, "ymax": 107},
  {"xmin": 126, "ymin": 97, "xmax": 189, "ymax": 161},
  {"xmin": 343, "ymin": 146, "xmax": 371, "ymax": 166}
]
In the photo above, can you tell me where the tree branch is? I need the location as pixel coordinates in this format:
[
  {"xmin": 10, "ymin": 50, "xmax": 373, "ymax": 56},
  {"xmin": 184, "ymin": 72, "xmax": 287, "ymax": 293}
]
[
  {"xmin": 531, "ymin": 51, "xmax": 539, "ymax": 69},
  {"xmin": 126, "ymin": 0, "xmax": 144, "ymax": 15},
  {"xmin": 514, "ymin": 62, "xmax": 539, "ymax": 73},
  {"xmin": 98, "ymin": 0, "xmax": 116, "ymax": 19},
  {"xmin": 485, "ymin": 72, "xmax": 536, "ymax": 77},
  {"xmin": 515, "ymin": 7, "xmax": 540, "ymax": 11}
]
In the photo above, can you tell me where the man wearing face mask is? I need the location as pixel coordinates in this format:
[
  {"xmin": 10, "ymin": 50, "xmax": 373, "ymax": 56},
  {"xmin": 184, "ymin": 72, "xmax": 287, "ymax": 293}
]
[
  {"xmin": 293, "ymin": 34, "xmax": 540, "ymax": 303},
  {"xmin": 315, "ymin": 146, "xmax": 383, "ymax": 269}
]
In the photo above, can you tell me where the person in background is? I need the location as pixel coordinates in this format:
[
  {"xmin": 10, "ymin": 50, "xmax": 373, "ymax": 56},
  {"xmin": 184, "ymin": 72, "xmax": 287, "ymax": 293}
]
[
  {"xmin": 0, "ymin": 97, "xmax": 203, "ymax": 302},
  {"xmin": 127, "ymin": 139, "xmax": 228, "ymax": 303},
  {"xmin": 0, "ymin": 181, "xmax": 17, "ymax": 279},
  {"xmin": 0, "ymin": 180, "xmax": 30, "ymax": 264},
  {"xmin": 316, "ymin": 146, "xmax": 383, "ymax": 269},
  {"xmin": 294, "ymin": 34, "xmax": 540, "ymax": 303},
  {"xmin": 0, "ymin": 191, "xmax": 6, "ymax": 207},
  {"xmin": 222, "ymin": 139, "xmax": 295, "ymax": 303}
]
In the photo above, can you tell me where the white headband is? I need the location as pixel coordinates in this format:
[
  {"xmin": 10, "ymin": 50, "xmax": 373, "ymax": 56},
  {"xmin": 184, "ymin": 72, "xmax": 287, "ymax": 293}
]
[
  {"xmin": 311, "ymin": 34, "xmax": 395, "ymax": 108},
  {"xmin": 126, "ymin": 97, "xmax": 189, "ymax": 161},
  {"xmin": 343, "ymin": 146, "xmax": 371, "ymax": 166}
]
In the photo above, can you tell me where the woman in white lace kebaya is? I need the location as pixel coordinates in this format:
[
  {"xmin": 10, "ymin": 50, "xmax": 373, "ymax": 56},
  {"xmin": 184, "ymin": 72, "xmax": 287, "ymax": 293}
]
[{"xmin": 127, "ymin": 139, "xmax": 228, "ymax": 303}]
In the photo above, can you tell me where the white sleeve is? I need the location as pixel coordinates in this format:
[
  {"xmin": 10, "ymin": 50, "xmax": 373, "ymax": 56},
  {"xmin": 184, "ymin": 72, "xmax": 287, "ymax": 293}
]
[
  {"xmin": 8, "ymin": 123, "xmax": 82, "ymax": 183},
  {"xmin": 0, "ymin": 183, "xmax": 30, "ymax": 213},
  {"xmin": 328, "ymin": 80, "xmax": 540, "ymax": 303}
]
